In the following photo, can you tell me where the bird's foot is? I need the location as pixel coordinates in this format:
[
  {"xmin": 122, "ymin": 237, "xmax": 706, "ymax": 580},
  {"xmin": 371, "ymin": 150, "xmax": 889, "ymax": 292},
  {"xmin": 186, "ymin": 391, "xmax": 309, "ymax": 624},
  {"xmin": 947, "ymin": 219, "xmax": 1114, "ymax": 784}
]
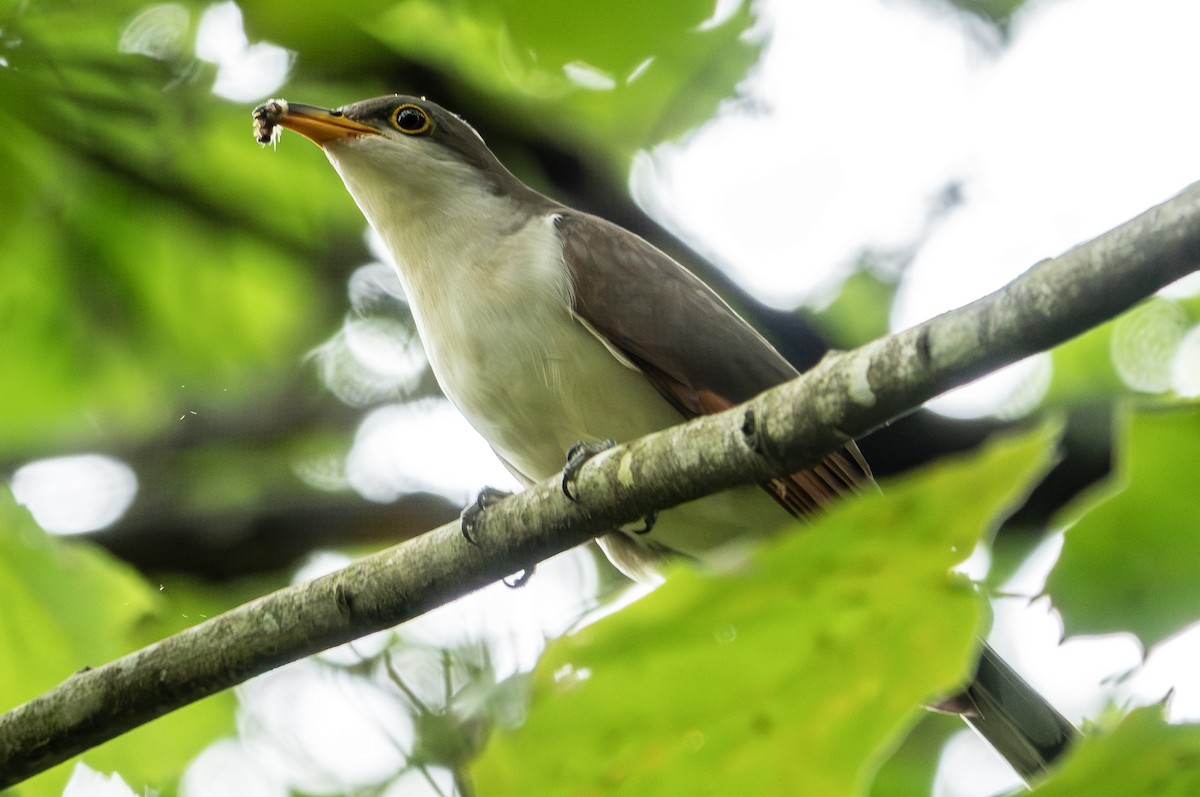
[
  {"xmin": 461, "ymin": 488, "xmax": 534, "ymax": 586},
  {"xmin": 627, "ymin": 511, "xmax": 657, "ymax": 535},
  {"xmin": 561, "ymin": 439, "xmax": 616, "ymax": 501},
  {"xmin": 460, "ymin": 486, "xmax": 512, "ymax": 545},
  {"xmin": 504, "ymin": 565, "xmax": 536, "ymax": 589}
]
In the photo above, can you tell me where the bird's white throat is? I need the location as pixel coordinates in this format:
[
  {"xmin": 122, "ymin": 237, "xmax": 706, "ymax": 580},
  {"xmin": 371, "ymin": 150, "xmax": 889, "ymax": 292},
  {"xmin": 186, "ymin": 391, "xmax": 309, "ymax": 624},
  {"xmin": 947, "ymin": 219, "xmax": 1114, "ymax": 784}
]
[{"xmin": 321, "ymin": 136, "xmax": 680, "ymax": 482}]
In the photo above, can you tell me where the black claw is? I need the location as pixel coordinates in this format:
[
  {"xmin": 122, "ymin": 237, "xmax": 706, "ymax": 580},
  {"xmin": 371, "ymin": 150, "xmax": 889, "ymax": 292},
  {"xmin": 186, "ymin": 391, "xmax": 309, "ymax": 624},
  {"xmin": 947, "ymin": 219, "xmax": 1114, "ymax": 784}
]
[
  {"xmin": 460, "ymin": 486, "xmax": 512, "ymax": 545},
  {"xmin": 629, "ymin": 511, "xmax": 657, "ymax": 535},
  {"xmin": 561, "ymin": 439, "xmax": 616, "ymax": 502},
  {"xmin": 504, "ymin": 565, "xmax": 535, "ymax": 588}
]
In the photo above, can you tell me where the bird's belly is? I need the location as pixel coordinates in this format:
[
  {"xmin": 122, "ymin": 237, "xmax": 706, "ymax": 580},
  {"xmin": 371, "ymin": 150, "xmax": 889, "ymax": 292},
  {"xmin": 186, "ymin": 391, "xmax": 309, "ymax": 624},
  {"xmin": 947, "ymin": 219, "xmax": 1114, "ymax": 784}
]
[
  {"xmin": 420, "ymin": 303, "xmax": 790, "ymax": 561},
  {"xmin": 427, "ymin": 301, "xmax": 682, "ymax": 482}
]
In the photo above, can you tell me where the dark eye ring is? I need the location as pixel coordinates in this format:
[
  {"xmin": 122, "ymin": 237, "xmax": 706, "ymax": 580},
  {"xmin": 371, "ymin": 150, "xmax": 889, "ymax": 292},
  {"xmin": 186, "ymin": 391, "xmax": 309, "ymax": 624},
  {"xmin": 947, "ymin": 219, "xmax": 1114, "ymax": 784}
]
[{"xmin": 392, "ymin": 104, "xmax": 432, "ymax": 135}]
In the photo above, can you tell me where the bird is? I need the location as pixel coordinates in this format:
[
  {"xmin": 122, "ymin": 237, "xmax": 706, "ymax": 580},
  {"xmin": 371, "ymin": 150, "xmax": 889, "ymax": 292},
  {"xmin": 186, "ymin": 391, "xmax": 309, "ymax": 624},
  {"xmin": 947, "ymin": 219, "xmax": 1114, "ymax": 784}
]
[{"xmin": 254, "ymin": 94, "xmax": 1077, "ymax": 780}]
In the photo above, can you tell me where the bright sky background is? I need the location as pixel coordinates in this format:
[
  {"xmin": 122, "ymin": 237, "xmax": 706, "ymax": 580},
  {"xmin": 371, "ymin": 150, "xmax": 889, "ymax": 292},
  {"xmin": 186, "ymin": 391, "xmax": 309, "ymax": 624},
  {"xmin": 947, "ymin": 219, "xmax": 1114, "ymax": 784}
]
[
  {"xmin": 20, "ymin": 1, "xmax": 1200, "ymax": 795},
  {"xmin": 651, "ymin": 0, "xmax": 1200, "ymax": 316},
  {"xmin": 639, "ymin": 0, "xmax": 1200, "ymax": 418}
]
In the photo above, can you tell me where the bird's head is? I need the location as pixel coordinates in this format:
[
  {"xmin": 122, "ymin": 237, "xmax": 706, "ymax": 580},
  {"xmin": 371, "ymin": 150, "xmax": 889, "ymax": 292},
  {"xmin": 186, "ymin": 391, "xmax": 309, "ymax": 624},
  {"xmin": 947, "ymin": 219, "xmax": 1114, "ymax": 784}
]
[{"xmin": 256, "ymin": 95, "xmax": 539, "ymax": 228}]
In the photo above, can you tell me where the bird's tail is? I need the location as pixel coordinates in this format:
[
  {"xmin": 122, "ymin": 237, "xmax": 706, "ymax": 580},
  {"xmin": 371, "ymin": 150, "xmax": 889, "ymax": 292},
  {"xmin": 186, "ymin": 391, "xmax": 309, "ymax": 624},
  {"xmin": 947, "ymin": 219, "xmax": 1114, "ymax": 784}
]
[{"xmin": 936, "ymin": 640, "xmax": 1079, "ymax": 783}]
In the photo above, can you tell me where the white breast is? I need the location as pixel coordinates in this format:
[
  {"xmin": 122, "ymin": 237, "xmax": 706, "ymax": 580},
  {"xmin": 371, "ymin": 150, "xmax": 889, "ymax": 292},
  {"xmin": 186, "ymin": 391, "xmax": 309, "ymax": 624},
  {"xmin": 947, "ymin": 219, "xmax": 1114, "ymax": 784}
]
[
  {"xmin": 323, "ymin": 136, "xmax": 787, "ymax": 568},
  {"xmin": 408, "ymin": 212, "xmax": 685, "ymax": 482},
  {"xmin": 325, "ymin": 137, "xmax": 680, "ymax": 479}
]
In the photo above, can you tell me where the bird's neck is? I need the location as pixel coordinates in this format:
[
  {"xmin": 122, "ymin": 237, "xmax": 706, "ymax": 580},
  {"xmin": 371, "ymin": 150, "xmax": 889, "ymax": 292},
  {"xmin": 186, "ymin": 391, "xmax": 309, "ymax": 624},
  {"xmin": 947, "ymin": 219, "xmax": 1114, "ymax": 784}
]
[
  {"xmin": 323, "ymin": 138, "xmax": 575, "ymax": 384},
  {"xmin": 330, "ymin": 144, "xmax": 547, "ymax": 303}
]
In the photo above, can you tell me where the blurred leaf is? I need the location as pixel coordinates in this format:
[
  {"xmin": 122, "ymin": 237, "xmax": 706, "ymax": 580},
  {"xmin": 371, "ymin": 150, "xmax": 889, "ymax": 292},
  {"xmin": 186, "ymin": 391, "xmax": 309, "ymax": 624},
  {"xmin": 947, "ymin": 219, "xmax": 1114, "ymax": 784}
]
[
  {"xmin": 0, "ymin": 490, "xmax": 158, "ymax": 704},
  {"xmin": 365, "ymin": 0, "xmax": 761, "ymax": 161},
  {"xmin": 1043, "ymin": 297, "xmax": 1199, "ymax": 408},
  {"xmin": 0, "ymin": 2, "xmax": 363, "ymax": 457},
  {"xmin": 1029, "ymin": 705, "xmax": 1200, "ymax": 795},
  {"xmin": 939, "ymin": 0, "xmax": 1026, "ymax": 28},
  {"xmin": 472, "ymin": 426, "xmax": 1059, "ymax": 796},
  {"xmin": 811, "ymin": 267, "xmax": 898, "ymax": 349},
  {"xmin": 238, "ymin": 0, "xmax": 396, "ymax": 67},
  {"xmin": 0, "ymin": 487, "xmax": 236, "ymax": 797},
  {"xmin": 867, "ymin": 714, "xmax": 960, "ymax": 797},
  {"xmin": 1046, "ymin": 404, "xmax": 1200, "ymax": 648},
  {"xmin": 1041, "ymin": 314, "xmax": 1128, "ymax": 405}
]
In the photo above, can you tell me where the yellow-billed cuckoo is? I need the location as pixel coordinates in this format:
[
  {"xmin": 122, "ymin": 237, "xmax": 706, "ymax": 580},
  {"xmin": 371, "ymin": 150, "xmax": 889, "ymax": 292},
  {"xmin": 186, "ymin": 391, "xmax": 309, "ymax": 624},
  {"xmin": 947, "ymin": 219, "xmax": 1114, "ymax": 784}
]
[{"xmin": 253, "ymin": 95, "xmax": 1076, "ymax": 781}]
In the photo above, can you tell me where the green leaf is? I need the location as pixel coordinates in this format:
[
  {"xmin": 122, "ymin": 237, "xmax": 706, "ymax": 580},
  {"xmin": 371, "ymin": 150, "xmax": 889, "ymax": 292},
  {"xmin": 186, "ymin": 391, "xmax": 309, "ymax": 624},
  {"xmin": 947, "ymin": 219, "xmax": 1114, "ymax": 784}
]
[
  {"xmin": 810, "ymin": 267, "xmax": 898, "ymax": 349},
  {"xmin": 1030, "ymin": 706, "xmax": 1200, "ymax": 795},
  {"xmin": 1043, "ymin": 297, "xmax": 1199, "ymax": 408},
  {"xmin": 867, "ymin": 714, "xmax": 960, "ymax": 797},
  {"xmin": 1047, "ymin": 404, "xmax": 1200, "ymax": 648},
  {"xmin": 935, "ymin": 0, "xmax": 1029, "ymax": 30},
  {"xmin": 472, "ymin": 426, "xmax": 1059, "ymax": 796},
  {"xmin": 1042, "ymin": 315, "xmax": 1128, "ymax": 405},
  {"xmin": 0, "ymin": 3, "xmax": 361, "ymax": 456},
  {"xmin": 367, "ymin": 0, "xmax": 761, "ymax": 160},
  {"xmin": 0, "ymin": 490, "xmax": 236, "ymax": 796},
  {"xmin": 0, "ymin": 491, "xmax": 159, "ymax": 708}
]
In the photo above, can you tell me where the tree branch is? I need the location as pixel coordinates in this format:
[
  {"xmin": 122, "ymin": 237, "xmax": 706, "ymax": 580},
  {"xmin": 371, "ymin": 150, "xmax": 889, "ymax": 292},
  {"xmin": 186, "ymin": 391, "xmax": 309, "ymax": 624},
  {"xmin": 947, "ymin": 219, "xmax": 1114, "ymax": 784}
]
[{"xmin": 3, "ymin": 182, "xmax": 1199, "ymax": 787}]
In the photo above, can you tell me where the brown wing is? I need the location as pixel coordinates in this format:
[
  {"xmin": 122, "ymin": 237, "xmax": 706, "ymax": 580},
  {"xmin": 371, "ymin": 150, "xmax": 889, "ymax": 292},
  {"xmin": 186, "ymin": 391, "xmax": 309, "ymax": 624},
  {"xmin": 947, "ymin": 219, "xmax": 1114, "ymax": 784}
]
[{"xmin": 556, "ymin": 211, "xmax": 872, "ymax": 517}]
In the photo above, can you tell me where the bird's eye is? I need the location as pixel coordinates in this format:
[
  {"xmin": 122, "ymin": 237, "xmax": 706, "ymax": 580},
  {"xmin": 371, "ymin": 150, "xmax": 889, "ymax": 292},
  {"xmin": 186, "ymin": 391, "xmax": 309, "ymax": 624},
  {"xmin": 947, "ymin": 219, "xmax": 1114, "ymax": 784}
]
[{"xmin": 392, "ymin": 104, "xmax": 432, "ymax": 135}]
